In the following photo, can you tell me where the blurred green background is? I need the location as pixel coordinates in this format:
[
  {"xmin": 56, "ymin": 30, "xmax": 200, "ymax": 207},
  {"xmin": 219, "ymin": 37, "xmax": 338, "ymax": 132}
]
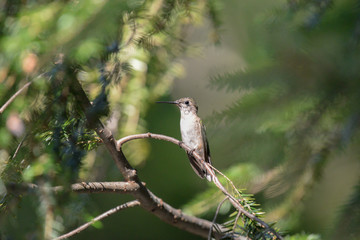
[{"xmin": 1, "ymin": 0, "xmax": 360, "ymax": 239}]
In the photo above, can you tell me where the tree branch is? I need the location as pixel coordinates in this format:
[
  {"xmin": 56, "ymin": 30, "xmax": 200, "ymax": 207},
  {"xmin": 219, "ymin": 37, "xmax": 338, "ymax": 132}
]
[
  {"xmin": 70, "ymin": 181, "xmax": 141, "ymax": 193},
  {"xmin": 208, "ymin": 197, "xmax": 229, "ymax": 240},
  {"xmin": 70, "ymin": 79, "xmax": 137, "ymax": 182},
  {"xmin": 0, "ymin": 80, "xmax": 32, "ymax": 114},
  {"xmin": 117, "ymin": 133, "xmax": 283, "ymax": 240},
  {"xmin": 54, "ymin": 200, "xmax": 141, "ymax": 240},
  {"xmin": 6, "ymin": 181, "xmax": 141, "ymax": 194},
  {"xmin": 69, "ymin": 79, "xmax": 231, "ymax": 239}
]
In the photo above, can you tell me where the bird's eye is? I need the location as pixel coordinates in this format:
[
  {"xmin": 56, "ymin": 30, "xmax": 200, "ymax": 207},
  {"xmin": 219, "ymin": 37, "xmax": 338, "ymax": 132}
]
[{"xmin": 185, "ymin": 101, "xmax": 189, "ymax": 105}]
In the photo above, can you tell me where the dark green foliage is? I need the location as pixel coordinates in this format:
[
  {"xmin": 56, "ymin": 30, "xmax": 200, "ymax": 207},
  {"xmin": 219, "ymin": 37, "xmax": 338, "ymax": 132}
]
[
  {"xmin": 206, "ymin": 0, "xmax": 223, "ymax": 43},
  {"xmin": 331, "ymin": 180, "xmax": 360, "ymax": 239},
  {"xmin": 0, "ymin": 1, "xmax": 228, "ymax": 239},
  {"xmin": 1, "ymin": 0, "xmax": 357, "ymax": 239},
  {"xmin": 201, "ymin": 0, "xmax": 360, "ymax": 238}
]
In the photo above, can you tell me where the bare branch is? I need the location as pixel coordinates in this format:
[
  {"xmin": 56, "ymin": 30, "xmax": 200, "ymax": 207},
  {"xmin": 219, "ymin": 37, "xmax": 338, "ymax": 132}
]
[
  {"xmin": 6, "ymin": 181, "xmax": 141, "ymax": 194},
  {"xmin": 117, "ymin": 133, "xmax": 283, "ymax": 240},
  {"xmin": 208, "ymin": 197, "xmax": 229, "ymax": 240},
  {"xmin": 70, "ymin": 79, "xmax": 230, "ymax": 239},
  {"xmin": 233, "ymin": 211, "xmax": 242, "ymax": 232},
  {"xmin": 70, "ymin": 79, "xmax": 137, "ymax": 182},
  {"xmin": 117, "ymin": 132, "xmax": 196, "ymax": 153},
  {"xmin": 70, "ymin": 181, "xmax": 141, "ymax": 193},
  {"xmin": 54, "ymin": 200, "xmax": 141, "ymax": 240},
  {"xmin": 0, "ymin": 80, "xmax": 32, "ymax": 114},
  {"xmin": 12, "ymin": 135, "xmax": 26, "ymax": 159}
]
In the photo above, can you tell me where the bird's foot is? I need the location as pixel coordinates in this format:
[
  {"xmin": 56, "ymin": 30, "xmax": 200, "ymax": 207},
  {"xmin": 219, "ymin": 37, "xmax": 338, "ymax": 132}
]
[{"xmin": 187, "ymin": 148, "xmax": 195, "ymax": 156}]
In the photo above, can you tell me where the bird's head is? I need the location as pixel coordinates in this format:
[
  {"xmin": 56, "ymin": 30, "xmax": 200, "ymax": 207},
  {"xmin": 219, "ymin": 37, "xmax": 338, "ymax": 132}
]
[{"xmin": 157, "ymin": 97, "xmax": 198, "ymax": 114}]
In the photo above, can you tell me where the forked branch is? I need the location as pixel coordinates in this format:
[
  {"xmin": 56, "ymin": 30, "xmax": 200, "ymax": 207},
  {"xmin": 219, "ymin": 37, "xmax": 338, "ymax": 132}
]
[
  {"xmin": 70, "ymin": 79, "xmax": 231, "ymax": 239},
  {"xmin": 117, "ymin": 133, "xmax": 283, "ymax": 240}
]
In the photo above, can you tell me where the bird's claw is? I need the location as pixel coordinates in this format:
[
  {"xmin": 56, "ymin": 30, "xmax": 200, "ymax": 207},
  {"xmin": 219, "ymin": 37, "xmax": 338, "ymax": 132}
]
[
  {"xmin": 187, "ymin": 148, "xmax": 195, "ymax": 156},
  {"xmin": 178, "ymin": 141, "xmax": 195, "ymax": 156}
]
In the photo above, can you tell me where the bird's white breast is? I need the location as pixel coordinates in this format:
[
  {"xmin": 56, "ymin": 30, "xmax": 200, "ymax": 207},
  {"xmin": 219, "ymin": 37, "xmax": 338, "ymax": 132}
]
[{"xmin": 180, "ymin": 111, "xmax": 200, "ymax": 148}]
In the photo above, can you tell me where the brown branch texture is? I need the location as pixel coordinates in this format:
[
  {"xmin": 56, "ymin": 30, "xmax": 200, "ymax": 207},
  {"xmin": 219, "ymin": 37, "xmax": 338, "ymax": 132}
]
[{"xmin": 69, "ymin": 79, "xmax": 230, "ymax": 239}]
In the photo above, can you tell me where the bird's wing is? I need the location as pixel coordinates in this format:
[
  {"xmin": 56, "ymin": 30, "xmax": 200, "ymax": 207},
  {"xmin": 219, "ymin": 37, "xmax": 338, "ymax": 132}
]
[
  {"xmin": 201, "ymin": 121, "xmax": 212, "ymax": 165},
  {"xmin": 187, "ymin": 154, "xmax": 206, "ymax": 179}
]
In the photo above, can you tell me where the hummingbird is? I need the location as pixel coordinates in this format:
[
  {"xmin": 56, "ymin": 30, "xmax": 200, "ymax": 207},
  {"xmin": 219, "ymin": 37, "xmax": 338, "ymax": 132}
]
[{"xmin": 157, "ymin": 97, "xmax": 213, "ymax": 181}]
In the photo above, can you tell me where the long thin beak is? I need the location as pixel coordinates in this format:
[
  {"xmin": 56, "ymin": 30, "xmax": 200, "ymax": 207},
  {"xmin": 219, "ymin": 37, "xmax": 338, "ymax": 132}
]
[{"xmin": 156, "ymin": 101, "xmax": 177, "ymax": 104}]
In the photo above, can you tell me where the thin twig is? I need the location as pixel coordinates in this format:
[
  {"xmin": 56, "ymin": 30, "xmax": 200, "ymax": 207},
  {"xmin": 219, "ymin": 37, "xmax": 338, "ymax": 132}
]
[
  {"xmin": 12, "ymin": 134, "xmax": 26, "ymax": 159},
  {"xmin": 209, "ymin": 164, "xmax": 252, "ymax": 212},
  {"xmin": 233, "ymin": 211, "xmax": 242, "ymax": 232},
  {"xmin": 208, "ymin": 196, "xmax": 229, "ymax": 240},
  {"xmin": 0, "ymin": 80, "xmax": 32, "ymax": 114},
  {"xmin": 54, "ymin": 200, "xmax": 140, "ymax": 240},
  {"xmin": 117, "ymin": 132, "xmax": 183, "ymax": 149},
  {"xmin": 206, "ymin": 163, "xmax": 283, "ymax": 239},
  {"xmin": 209, "ymin": 164, "xmax": 240, "ymax": 196}
]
